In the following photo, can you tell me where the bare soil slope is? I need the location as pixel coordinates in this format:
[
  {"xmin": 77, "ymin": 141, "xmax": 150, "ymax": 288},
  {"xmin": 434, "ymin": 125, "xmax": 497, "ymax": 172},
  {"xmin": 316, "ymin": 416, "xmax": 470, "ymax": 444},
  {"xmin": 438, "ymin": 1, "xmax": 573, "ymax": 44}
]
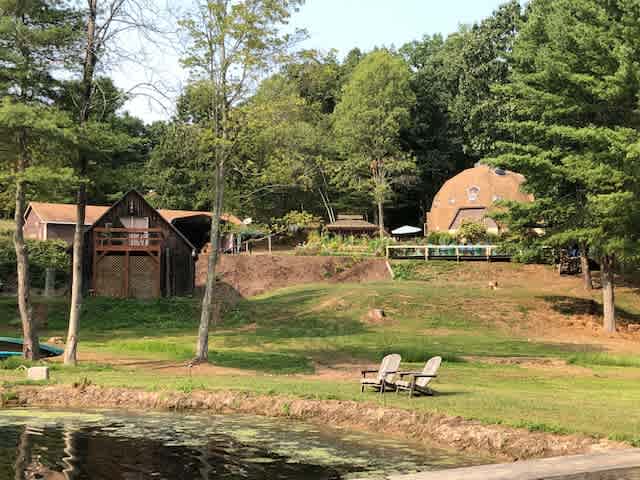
[{"xmin": 197, "ymin": 254, "xmax": 390, "ymax": 297}]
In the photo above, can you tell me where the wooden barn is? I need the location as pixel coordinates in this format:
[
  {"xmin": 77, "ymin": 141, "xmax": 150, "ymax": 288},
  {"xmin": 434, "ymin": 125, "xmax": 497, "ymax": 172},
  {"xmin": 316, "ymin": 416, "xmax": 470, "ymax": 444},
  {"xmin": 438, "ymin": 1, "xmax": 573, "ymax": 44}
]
[{"xmin": 83, "ymin": 191, "xmax": 197, "ymax": 299}]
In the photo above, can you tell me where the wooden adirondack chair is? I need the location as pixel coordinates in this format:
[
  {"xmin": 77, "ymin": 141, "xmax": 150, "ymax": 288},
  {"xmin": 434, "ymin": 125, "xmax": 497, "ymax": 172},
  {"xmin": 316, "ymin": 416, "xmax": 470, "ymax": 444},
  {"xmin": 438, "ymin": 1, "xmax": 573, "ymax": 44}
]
[
  {"xmin": 393, "ymin": 356, "xmax": 441, "ymax": 397},
  {"xmin": 360, "ymin": 354, "xmax": 401, "ymax": 394}
]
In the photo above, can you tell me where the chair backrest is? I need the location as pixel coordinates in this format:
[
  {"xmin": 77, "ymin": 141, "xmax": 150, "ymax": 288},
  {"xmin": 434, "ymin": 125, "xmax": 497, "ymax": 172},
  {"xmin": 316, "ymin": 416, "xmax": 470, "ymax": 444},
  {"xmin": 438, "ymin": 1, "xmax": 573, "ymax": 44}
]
[
  {"xmin": 377, "ymin": 353, "xmax": 402, "ymax": 382},
  {"xmin": 416, "ymin": 356, "xmax": 442, "ymax": 388}
]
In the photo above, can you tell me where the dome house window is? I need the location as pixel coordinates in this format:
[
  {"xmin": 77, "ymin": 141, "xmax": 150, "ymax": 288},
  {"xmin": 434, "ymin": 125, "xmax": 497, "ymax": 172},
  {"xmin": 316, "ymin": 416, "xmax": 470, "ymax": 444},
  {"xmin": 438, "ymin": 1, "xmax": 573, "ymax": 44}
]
[{"xmin": 467, "ymin": 186, "xmax": 480, "ymax": 202}]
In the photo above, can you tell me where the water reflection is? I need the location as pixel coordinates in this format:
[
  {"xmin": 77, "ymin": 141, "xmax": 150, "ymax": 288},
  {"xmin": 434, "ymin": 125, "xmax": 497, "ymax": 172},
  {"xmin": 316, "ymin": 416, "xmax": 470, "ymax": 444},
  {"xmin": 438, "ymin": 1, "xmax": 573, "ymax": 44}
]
[
  {"xmin": 4, "ymin": 423, "xmax": 342, "ymax": 480},
  {"xmin": 0, "ymin": 410, "xmax": 482, "ymax": 480}
]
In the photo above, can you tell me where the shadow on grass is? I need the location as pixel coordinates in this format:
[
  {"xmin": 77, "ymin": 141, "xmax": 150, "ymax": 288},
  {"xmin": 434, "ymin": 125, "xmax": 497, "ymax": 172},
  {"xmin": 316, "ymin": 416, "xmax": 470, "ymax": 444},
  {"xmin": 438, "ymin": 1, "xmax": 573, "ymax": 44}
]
[
  {"xmin": 209, "ymin": 350, "xmax": 314, "ymax": 374},
  {"xmin": 542, "ymin": 295, "xmax": 640, "ymax": 324}
]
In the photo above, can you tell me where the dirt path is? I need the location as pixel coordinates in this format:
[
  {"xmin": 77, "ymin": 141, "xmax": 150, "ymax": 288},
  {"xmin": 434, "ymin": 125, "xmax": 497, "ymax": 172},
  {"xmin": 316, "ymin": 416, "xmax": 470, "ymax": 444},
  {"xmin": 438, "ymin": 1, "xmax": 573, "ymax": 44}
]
[{"xmin": 54, "ymin": 351, "xmax": 256, "ymax": 377}]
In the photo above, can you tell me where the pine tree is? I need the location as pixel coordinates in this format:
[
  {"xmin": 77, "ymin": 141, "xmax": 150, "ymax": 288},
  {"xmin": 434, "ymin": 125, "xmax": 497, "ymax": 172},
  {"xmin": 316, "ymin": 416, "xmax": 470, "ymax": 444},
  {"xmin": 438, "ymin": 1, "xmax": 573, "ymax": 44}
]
[
  {"xmin": 491, "ymin": 0, "xmax": 640, "ymax": 332},
  {"xmin": 0, "ymin": 0, "xmax": 80, "ymax": 358}
]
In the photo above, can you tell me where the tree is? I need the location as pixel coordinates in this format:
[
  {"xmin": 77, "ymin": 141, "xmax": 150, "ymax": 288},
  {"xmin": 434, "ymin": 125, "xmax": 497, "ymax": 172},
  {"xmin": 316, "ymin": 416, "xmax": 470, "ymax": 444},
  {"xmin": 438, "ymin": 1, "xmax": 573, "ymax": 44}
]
[
  {"xmin": 235, "ymin": 75, "xmax": 337, "ymax": 222},
  {"xmin": 490, "ymin": 0, "xmax": 640, "ymax": 332},
  {"xmin": 332, "ymin": 50, "xmax": 416, "ymax": 238},
  {"xmin": 64, "ymin": 0, "xmax": 159, "ymax": 365},
  {"xmin": 145, "ymin": 121, "xmax": 210, "ymax": 210},
  {"xmin": 400, "ymin": 33, "xmax": 469, "ymax": 221},
  {"xmin": 179, "ymin": 0, "xmax": 304, "ymax": 362},
  {"xmin": 0, "ymin": 0, "xmax": 79, "ymax": 359},
  {"xmin": 399, "ymin": 3, "xmax": 523, "ymax": 226},
  {"xmin": 452, "ymin": 1, "xmax": 523, "ymax": 157}
]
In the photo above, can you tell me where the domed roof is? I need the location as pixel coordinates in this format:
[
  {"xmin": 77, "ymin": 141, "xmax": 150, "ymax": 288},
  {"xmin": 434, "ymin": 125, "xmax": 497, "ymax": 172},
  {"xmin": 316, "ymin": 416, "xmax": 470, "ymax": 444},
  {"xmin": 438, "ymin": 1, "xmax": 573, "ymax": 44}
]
[{"xmin": 426, "ymin": 164, "xmax": 532, "ymax": 232}]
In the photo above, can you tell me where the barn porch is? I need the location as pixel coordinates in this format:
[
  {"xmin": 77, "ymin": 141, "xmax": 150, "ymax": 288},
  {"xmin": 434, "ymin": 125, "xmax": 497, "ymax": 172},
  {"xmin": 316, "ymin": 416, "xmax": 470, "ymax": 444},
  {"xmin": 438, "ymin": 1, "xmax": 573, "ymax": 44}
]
[{"xmin": 92, "ymin": 227, "xmax": 164, "ymax": 298}]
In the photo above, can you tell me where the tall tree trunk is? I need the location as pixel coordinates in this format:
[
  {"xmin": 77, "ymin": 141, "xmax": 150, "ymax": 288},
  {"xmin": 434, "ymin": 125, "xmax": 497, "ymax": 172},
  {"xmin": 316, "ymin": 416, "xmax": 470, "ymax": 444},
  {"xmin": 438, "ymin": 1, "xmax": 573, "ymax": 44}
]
[
  {"xmin": 196, "ymin": 161, "xmax": 225, "ymax": 361},
  {"xmin": 14, "ymin": 131, "xmax": 39, "ymax": 360},
  {"xmin": 377, "ymin": 200, "xmax": 384, "ymax": 240},
  {"xmin": 601, "ymin": 254, "xmax": 616, "ymax": 333},
  {"xmin": 64, "ymin": 0, "xmax": 98, "ymax": 365},
  {"xmin": 64, "ymin": 187, "xmax": 86, "ymax": 365},
  {"xmin": 579, "ymin": 242, "xmax": 593, "ymax": 290}
]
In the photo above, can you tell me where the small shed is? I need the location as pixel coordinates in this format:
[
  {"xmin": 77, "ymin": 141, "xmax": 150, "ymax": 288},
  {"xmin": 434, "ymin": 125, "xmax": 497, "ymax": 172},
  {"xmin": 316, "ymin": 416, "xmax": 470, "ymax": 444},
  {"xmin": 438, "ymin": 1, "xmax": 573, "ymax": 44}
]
[
  {"xmin": 83, "ymin": 191, "xmax": 196, "ymax": 298},
  {"xmin": 24, "ymin": 202, "xmax": 109, "ymax": 244},
  {"xmin": 326, "ymin": 215, "xmax": 380, "ymax": 237}
]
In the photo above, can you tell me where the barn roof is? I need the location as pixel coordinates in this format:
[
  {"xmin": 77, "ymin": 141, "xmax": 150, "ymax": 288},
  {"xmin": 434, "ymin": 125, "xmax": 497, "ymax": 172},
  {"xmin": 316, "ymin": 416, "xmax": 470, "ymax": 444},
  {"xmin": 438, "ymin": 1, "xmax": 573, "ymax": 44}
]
[
  {"xmin": 26, "ymin": 202, "xmax": 242, "ymax": 226},
  {"xmin": 326, "ymin": 218, "xmax": 379, "ymax": 231},
  {"xmin": 27, "ymin": 202, "xmax": 109, "ymax": 226},
  {"xmin": 158, "ymin": 209, "xmax": 243, "ymax": 226},
  {"xmin": 85, "ymin": 190, "xmax": 198, "ymax": 252}
]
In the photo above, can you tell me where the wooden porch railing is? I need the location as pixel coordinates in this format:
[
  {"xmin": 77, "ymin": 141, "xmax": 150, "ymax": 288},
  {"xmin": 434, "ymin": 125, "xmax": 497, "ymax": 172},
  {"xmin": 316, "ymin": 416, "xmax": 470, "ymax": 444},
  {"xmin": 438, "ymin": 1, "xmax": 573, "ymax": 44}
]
[{"xmin": 94, "ymin": 227, "xmax": 164, "ymax": 252}]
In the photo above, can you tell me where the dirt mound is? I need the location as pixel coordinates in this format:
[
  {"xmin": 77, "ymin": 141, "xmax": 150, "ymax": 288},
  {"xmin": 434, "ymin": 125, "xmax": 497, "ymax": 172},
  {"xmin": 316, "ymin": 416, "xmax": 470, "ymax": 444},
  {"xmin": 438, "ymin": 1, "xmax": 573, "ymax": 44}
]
[
  {"xmin": 7, "ymin": 385, "xmax": 626, "ymax": 461},
  {"xmin": 197, "ymin": 255, "xmax": 391, "ymax": 297}
]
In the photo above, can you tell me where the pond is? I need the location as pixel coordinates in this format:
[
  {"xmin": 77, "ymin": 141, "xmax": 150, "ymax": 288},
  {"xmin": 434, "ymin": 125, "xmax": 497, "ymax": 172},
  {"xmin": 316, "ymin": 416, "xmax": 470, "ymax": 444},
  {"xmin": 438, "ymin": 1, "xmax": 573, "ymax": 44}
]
[{"xmin": 0, "ymin": 409, "xmax": 483, "ymax": 480}]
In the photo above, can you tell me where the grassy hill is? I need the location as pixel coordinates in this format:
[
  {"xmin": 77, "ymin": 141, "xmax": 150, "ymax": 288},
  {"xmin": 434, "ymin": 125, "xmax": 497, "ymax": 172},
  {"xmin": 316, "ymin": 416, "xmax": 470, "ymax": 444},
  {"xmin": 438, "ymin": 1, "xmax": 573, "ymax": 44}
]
[{"xmin": 1, "ymin": 261, "xmax": 640, "ymax": 445}]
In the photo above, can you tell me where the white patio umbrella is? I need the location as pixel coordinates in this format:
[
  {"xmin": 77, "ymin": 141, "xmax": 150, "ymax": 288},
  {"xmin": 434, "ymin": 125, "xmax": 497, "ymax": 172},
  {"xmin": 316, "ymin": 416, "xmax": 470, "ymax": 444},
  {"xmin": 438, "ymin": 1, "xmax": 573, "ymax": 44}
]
[{"xmin": 391, "ymin": 225, "xmax": 422, "ymax": 235}]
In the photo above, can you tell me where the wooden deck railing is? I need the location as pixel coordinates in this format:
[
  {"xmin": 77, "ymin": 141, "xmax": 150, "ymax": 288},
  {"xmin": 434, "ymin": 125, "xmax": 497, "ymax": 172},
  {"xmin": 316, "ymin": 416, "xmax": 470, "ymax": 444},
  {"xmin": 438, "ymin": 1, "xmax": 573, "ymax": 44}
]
[{"xmin": 94, "ymin": 227, "xmax": 164, "ymax": 252}]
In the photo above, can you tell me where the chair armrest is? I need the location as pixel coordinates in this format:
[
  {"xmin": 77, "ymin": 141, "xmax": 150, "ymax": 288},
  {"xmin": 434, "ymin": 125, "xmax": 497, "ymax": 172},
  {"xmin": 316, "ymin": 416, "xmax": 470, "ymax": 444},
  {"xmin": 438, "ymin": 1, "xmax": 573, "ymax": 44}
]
[
  {"xmin": 411, "ymin": 374, "xmax": 437, "ymax": 379},
  {"xmin": 397, "ymin": 371, "xmax": 422, "ymax": 377},
  {"xmin": 361, "ymin": 369, "xmax": 379, "ymax": 378}
]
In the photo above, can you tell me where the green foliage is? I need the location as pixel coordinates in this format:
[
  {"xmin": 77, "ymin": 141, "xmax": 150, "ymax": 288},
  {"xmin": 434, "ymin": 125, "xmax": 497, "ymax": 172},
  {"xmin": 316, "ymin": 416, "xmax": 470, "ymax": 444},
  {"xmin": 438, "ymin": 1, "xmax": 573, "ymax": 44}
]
[
  {"xmin": 425, "ymin": 231, "xmax": 457, "ymax": 245},
  {"xmin": 455, "ymin": 220, "xmax": 488, "ymax": 244},
  {"xmin": 145, "ymin": 122, "xmax": 210, "ymax": 210},
  {"xmin": 399, "ymin": 3, "xmax": 523, "ymax": 221},
  {"xmin": 0, "ymin": 238, "xmax": 69, "ymax": 289},
  {"xmin": 270, "ymin": 210, "xmax": 320, "ymax": 237},
  {"xmin": 499, "ymin": 234, "xmax": 554, "ymax": 265},
  {"xmin": 332, "ymin": 50, "xmax": 416, "ymax": 228},
  {"xmin": 297, "ymin": 231, "xmax": 393, "ymax": 257},
  {"xmin": 232, "ymin": 74, "xmax": 336, "ymax": 220},
  {"xmin": 490, "ymin": 0, "xmax": 640, "ymax": 263}
]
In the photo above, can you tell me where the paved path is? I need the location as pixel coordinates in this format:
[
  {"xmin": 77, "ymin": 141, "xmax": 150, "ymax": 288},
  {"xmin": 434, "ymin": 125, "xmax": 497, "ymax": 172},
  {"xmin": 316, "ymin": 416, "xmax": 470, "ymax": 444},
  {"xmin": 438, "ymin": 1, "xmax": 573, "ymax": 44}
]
[{"xmin": 378, "ymin": 449, "xmax": 640, "ymax": 480}]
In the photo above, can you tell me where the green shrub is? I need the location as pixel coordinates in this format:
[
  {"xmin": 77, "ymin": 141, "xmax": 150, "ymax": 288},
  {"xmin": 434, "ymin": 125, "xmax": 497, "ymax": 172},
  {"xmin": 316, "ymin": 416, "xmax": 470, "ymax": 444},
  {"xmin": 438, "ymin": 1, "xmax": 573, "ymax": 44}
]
[
  {"xmin": 0, "ymin": 237, "xmax": 70, "ymax": 290},
  {"xmin": 456, "ymin": 220, "xmax": 488, "ymax": 244},
  {"xmin": 499, "ymin": 238, "xmax": 554, "ymax": 264},
  {"xmin": 296, "ymin": 231, "xmax": 394, "ymax": 257},
  {"xmin": 425, "ymin": 231, "xmax": 456, "ymax": 245}
]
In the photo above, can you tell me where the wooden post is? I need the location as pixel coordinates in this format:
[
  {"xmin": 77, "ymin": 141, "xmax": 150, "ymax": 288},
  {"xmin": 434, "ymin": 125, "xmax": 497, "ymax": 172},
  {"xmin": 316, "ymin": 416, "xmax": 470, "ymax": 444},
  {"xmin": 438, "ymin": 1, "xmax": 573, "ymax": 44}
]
[
  {"xmin": 268, "ymin": 235, "xmax": 272, "ymax": 253},
  {"xmin": 386, "ymin": 245, "xmax": 389, "ymax": 259},
  {"xmin": 123, "ymin": 251, "xmax": 129, "ymax": 298},
  {"xmin": 44, "ymin": 268, "xmax": 55, "ymax": 297},
  {"xmin": 165, "ymin": 247, "xmax": 171, "ymax": 297},
  {"xmin": 92, "ymin": 236, "xmax": 98, "ymax": 295},
  {"xmin": 155, "ymin": 251, "xmax": 161, "ymax": 298},
  {"xmin": 456, "ymin": 246, "xmax": 460, "ymax": 262},
  {"xmin": 425, "ymin": 246, "xmax": 429, "ymax": 261}
]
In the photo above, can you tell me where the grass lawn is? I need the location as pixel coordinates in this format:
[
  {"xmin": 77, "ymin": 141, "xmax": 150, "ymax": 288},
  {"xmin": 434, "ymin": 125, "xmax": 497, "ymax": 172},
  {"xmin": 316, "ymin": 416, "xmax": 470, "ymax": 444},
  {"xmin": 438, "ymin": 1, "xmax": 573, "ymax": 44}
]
[{"xmin": 1, "ymin": 262, "xmax": 640, "ymax": 445}]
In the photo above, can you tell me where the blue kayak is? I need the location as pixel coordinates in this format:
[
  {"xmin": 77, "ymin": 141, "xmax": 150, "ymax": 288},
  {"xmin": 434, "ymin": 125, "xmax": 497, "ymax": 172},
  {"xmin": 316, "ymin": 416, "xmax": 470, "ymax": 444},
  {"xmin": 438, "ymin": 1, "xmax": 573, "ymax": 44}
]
[{"xmin": 0, "ymin": 337, "xmax": 63, "ymax": 359}]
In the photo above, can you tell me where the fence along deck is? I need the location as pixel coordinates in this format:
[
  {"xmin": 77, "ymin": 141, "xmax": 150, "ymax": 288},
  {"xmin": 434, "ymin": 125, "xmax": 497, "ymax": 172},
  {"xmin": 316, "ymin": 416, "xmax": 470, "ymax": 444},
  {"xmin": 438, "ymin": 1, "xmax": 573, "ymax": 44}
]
[{"xmin": 386, "ymin": 244, "xmax": 510, "ymax": 261}]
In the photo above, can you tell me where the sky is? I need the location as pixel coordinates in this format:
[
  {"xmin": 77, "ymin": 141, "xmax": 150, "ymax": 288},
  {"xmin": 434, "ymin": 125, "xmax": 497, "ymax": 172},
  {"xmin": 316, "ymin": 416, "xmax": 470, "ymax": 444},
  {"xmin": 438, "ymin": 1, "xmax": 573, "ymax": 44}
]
[{"xmin": 119, "ymin": 0, "xmax": 508, "ymax": 123}]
